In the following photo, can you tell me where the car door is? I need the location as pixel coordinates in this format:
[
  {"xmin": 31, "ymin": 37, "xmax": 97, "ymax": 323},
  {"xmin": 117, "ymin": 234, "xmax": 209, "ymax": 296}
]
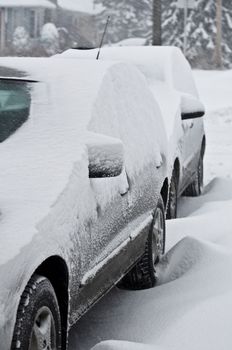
[{"xmin": 75, "ymin": 64, "xmax": 167, "ymax": 311}]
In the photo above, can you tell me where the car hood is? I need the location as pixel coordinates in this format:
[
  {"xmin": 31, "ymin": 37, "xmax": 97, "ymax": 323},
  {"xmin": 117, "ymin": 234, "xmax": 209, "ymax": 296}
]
[{"xmin": 0, "ymin": 58, "xmax": 111, "ymax": 267}]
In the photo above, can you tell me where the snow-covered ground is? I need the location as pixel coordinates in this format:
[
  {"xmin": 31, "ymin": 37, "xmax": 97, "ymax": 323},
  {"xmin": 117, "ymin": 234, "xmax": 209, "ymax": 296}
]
[{"xmin": 68, "ymin": 69, "xmax": 232, "ymax": 350}]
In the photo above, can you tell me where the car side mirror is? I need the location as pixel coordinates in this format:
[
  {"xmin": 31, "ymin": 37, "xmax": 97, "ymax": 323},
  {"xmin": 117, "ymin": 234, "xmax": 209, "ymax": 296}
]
[
  {"xmin": 86, "ymin": 133, "xmax": 124, "ymax": 178},
  {"xmin": 181, "ymin": 94, "xmax": 205, "ymax": 120}
]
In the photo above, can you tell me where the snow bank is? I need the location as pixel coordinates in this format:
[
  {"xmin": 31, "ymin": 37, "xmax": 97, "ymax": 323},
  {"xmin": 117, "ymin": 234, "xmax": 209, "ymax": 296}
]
[{"xmin": 69, "ymin": 177, "xmax": 232, "ymax": 350}]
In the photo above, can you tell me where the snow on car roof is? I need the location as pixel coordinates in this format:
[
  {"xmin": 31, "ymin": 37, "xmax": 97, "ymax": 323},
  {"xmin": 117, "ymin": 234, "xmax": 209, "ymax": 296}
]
[
  {"xmin": 0, "ymin": 0, "xmax": 56, "ymax": 8},
  {"xmin": 59, "ymin": 46, "xmax": 198, "ymax": 97}
]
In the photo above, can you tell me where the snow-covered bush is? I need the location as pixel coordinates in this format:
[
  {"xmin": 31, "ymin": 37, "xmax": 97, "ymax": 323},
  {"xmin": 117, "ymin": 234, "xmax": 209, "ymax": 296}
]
[
  {"xmin": 57, "ymin": 27, "xmax": 70, "ymax": 51},
  {"xmin": 41, "ymin": 22, "xmax": 60, "ymax": 56},
  {"xmin": 12, "ymin": 26, "xmax": 31, "ymax": 55}
]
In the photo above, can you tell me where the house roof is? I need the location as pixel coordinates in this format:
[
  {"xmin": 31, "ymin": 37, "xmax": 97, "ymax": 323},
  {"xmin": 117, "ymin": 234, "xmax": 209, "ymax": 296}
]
[
  {"xmin": 58, "ymin": 0, "xmax": 104, "ymax": 15},
  {"xmin": 0, "ymin": 0, "xmax": 56, "ymax": 9}
]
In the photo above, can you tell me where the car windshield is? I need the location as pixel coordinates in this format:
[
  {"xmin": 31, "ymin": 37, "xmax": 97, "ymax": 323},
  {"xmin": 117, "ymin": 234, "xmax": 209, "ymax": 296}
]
[{"xmin": 0, "ymin": 80, "xmax": 31, "ymax": 142}]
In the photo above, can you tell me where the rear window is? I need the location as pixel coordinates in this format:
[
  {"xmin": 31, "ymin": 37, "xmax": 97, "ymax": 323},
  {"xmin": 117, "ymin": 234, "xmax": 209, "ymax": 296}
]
[{"xmin": 0, "ymin": 80, "xmax": 31, "ymax": 142}]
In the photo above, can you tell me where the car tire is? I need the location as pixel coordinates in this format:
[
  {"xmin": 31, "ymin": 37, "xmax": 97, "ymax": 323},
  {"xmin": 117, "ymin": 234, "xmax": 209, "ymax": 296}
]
[
  {"xmin": 166, "ymin": 172, "xmax": 178, "ymax": 219},
  {"xmin": 183, "ymin": 153, "xmax": 204, "ymax": 197},
  {"xmin": 122, "ymin": 196, "xmax": 166, "ymax": 290},
  {"xmin": 11, "ymin": 274, "xmax": 62, "ymax": 350}
]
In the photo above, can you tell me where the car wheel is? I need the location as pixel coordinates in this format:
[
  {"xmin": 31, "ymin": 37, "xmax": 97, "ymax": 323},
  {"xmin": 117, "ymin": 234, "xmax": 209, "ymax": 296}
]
[
  {"xmin": 166, "ymin": 173, "xmax": 178, "ymax": 219},
  {"xmin": 122, "ymin": 196, "xmax": 166, "ymax": 290},
  {"xmin": 11, "ymin": 274, "xmax": 62, "ymax": 350},
  {"xmin": 183, "ymin": 154, "xmax": 204, "ymax": 197}
]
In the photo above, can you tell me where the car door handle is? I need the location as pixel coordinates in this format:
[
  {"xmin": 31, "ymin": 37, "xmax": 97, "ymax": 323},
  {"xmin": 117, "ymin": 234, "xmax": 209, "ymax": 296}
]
[
  {"xmin": 156, "ymin": 161, "xmax": 163, "ymax": 169},
  {"xmin": 156, "ymin": 154, "xmax": 164, "ymax": 169}
]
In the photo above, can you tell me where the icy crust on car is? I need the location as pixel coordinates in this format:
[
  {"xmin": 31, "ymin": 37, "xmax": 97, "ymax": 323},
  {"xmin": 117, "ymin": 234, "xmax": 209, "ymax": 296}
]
[
  {"xmin": 0, "ymin": 58, "xmax": 166, "ymax": 265},
  {"xmin": 0, "ymin": 57, "xmax": 167, "ymax": 332}
]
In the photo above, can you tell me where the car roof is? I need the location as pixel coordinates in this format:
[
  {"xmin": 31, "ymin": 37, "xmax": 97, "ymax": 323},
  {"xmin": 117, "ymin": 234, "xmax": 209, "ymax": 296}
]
[
  {"xmin": 0, "ymin": 57, "xmax": 117, "ymax": 85},
  {"xmin": 57, "ymin": 46, "xmax": 198, "ymax": 98}
]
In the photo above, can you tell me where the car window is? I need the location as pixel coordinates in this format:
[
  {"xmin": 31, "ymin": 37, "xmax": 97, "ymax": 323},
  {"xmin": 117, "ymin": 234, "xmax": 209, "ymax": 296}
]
[{"xmin": 0, "ymin": 80, "xmax": 31, "ymax": 142}]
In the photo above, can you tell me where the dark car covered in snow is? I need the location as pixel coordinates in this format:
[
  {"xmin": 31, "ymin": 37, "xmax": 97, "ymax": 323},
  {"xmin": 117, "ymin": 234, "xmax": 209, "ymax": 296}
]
[{"xmin": 0, "ymin": 57, "xmax": 171, "ymax": 350}]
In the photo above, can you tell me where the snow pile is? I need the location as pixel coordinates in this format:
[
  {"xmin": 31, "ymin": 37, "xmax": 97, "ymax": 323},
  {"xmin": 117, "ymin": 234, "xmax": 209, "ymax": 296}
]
[{"xmin": 69, "ymin": 179, "xmax": 232, "ymax": 350}]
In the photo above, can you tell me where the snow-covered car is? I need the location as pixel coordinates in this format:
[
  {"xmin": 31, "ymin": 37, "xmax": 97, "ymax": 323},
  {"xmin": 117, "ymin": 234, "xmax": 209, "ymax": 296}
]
[
  {"xmin": 0, "ymin": 58, "xmax": 170, "ymax": 350},
  {"xmin": 57, "ymin": 46, "xmax": 206, "ymax": 219}
]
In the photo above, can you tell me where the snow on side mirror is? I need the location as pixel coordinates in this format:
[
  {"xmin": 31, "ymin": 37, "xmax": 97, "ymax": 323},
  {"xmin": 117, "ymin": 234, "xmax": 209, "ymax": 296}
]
[
  {"xmin": 181, "ymin": 94, "xmax": 205, "ymax": 120},
  {"xmin": 86, "ymin": 133, "xmax": 124, "ymax": 178}
]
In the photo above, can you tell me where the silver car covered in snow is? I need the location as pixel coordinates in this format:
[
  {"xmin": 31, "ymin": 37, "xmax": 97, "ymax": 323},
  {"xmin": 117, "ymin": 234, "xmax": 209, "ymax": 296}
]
[{"xmin": 58, "ymin": 46, "xmax": 206, "ymax": 219}]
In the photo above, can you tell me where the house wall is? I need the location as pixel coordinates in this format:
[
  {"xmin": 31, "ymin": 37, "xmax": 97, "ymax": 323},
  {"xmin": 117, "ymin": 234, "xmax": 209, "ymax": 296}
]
[
  {"xmin": 0, "ymin": 6, "xmax": 57, "ymax": 53},
  {"xmin": 57, "ymin": 8, "xmax": 100, "ymax": 48},
  {"xmin": 0, "ymin": 3, "xmax": 99, "ymax": 55}
]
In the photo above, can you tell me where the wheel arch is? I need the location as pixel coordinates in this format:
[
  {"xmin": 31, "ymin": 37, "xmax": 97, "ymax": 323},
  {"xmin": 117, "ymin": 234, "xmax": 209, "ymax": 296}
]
[
  {"xmin": 173, "ymin": 158, "xmax": 180, "ymax": 188},
  {"xmin": 161, "ymin": 177, "xmax": 169, "ymax": 209},
  {"xmin": 201, "ymin": 135, "xmax": 206, "ymax": 157},
  {"xmin": 35, "ymin": 255, "xmax": 69, "ymax": 350}
]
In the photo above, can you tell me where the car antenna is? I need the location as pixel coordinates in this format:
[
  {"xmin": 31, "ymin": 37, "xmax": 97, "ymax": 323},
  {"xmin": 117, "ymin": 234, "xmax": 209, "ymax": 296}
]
[{"xmin": 96, "ymin": 16, "xmax": 111, "ymax": 60}]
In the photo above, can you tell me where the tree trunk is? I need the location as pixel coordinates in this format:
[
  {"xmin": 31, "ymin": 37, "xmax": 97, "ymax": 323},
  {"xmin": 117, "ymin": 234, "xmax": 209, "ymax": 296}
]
[
  {"xmin": 215, "ymin": 0, "xmax": 222, "ymax": 68},
  {"xmin": 152, "ymin": 0, "xmax": 162, "ymax": 45}
]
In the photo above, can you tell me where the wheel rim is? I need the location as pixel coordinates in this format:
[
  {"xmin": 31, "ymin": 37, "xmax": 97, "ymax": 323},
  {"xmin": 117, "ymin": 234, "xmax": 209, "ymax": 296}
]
[
  {"xmin": 152, "ymin": 207, "xmax": 165, "ymax": 265},
  {"xmin": 29, "ymin": 306, "xmax": 56, "ymax": 350}
]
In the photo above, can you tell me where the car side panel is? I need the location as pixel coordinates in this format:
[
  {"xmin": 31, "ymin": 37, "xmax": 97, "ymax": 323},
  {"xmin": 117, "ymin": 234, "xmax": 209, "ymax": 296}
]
[
  {"xmin": 68, "ymin": 162, "xmax": 166, "ymax": 326},
  {"xmin": 178, "ymin": 118, "xmax": 205, "ymax": 193}
]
